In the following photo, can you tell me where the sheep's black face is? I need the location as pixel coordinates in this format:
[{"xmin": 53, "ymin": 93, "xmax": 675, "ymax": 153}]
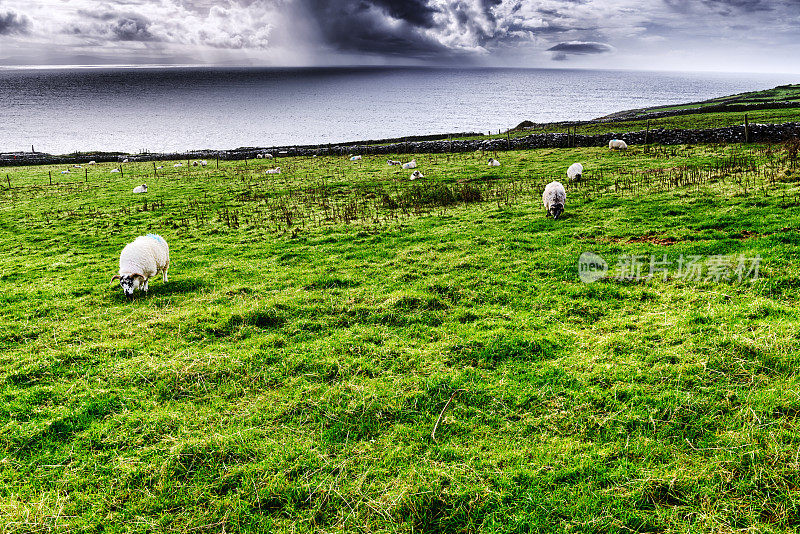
[
  {"xmin": 549, "ymin": 204, "xmax": 564, "ymax": 220},
  {"xmin": 119, "ymin": 276, "xmax": 141, "ymax": 297},
  {"xmin": 574, "ymin": 173, "xmax": 582, "ymax": 181}
]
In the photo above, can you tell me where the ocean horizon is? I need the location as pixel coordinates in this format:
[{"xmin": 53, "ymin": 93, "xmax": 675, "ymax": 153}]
[{"xmin": 1, "ymin": 66, "xmax": 796, "ymax": 154}]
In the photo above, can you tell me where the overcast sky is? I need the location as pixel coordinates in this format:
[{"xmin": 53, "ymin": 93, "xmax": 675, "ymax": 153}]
[{"xmin": 1, "ymin": 0, "xmax": 799, "ymax": 73}]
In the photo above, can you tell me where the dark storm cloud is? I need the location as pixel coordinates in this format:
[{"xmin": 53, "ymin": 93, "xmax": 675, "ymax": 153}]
[
  {"xmin": 301, "ymin": 0, "xmax": 454, "ymax": 58},
  {"xmin": 548, "ymin": 42, "xmax": 613, "ymax": 54},
  {"xmin": 547, "ymin": 41, "xmax": 613, "ymax": 60},
  {"xmin": 0, "ymin": 11, "xmax": 30, "ymax": 35},
  {"xmin": 370, "ymin": 0, "xmax": 440, "ymax": 27}
]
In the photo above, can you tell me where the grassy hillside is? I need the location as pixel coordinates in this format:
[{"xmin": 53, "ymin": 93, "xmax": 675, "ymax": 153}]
[
  {"xmin": 475, "ymin": 84, "xmax": 800, "ymax": 140},
  {"xmin": 640, "ymin": 83, "xmax": 800, "ymax": 114},
  {"xmin": 2, "ymin": 143, "xmax": 800, "ymax": 532}
]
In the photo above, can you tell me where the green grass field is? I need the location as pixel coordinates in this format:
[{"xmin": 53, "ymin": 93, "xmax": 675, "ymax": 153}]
[{"xmin": 2, "ymin": 141, "xmax": 800, "ymax": 532}]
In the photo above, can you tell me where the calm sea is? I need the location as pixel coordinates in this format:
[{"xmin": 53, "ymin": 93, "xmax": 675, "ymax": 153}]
[{"xmin": 0, "ymin": 67, "xmax": 795, "ymax": 154}]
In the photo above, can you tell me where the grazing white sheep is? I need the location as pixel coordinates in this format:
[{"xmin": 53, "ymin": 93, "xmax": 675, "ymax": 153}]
[
  {"xmin": 73, "ymin": 164, "xmax": 83, "ymax": 169},
  {"xmin": 609, "ymin": 139, "xmax": 628, "ymax": 150},
  {"xmin": 110, "ymin": 169, "xmax": 120, "ymax": 173},
  {"xmin": 60, "ymin": 170, "xmax": 70, "ymax": 174},
  {"xmin": 263, "ymin": 153, "xmax": 273, "ymax": 159},
  {"xmin": 402, "ymin": 159, "xmax": 417, "ymax": 169},
  {"xmin": 387, "ymin": 159, "xmax": 401, "ymax": 166},
  {"xmin": 122, "ymin": 158, "xmax": 129, "ymax": 163},
  {"xmin": 542, "ymin": 181, "xmax": 566, "ymax": 220},
  {"xmin": 88, "ymin": 161, "xmax": 97, "ymax": 165},
  {"xmin": 256, "ymin": 154, "xmax": 263, "ymax": 159},
  {"xmin": 173, "ymin": 163, "xmax": 183, "ymax": 168},
  {"xmin": 132, "ymin": 184, "xmax": 147, "ymax": 194},
  {"xmin": 410, "ymin": 170, "xmax": 424, "ymax": 180},
  {"xmin": 488, "ymin": 158, "xmax": 501, "ymax": 167},
  {"xmin": 567, "ymin": 163, "xmax": 583, "ymax": 181},
  {"xmin": 350, "ymin": 155, "xmax": 362, "ymax": 161},
  {"xmin": 200, "ymin": 160, "xmax": 207, "ymax": 166},
  {"xmin": 192, "ymin": 161, "xmax": 199, "ymax": 167},
  {"xmin": 156, "ymin": 165, "xmax": 164, "ymax": 169},
  {"xmin": 112, "ymin": 234, "xmax": 169, "ymax": 297},
  {"xmin": 265, "ymin": 167, "xmax": 281, "ymax": 174}
]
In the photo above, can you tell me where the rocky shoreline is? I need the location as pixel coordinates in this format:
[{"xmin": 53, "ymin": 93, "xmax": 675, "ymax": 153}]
[{"xmin": 2, "ymin": 122, "xmax": 799, "ymax": 168}]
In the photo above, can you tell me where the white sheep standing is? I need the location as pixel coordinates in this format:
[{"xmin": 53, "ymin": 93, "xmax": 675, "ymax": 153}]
[
  {"xmin": 200, "ymin": 160, "xmax": 207, "ymax": 167},
  {"xmin": 111, "ymin": 234, "xmax": 169, "ymax": 297},
  {"xmin": 609, "ymin": 139, "xmax": 628, "ymax": 150},
  {"xmin": 410, "ymin": 170, "xmax": 424, "ymax": 180},
  {"xmin": 122, "ymin": 158, "xmax": 129, "ymax": 163},
  {"xmin": 567, "ymin": 163, "xmax": 583, "ymax": 181},
  {"xmin": 542, "ymin": 181, "xmax": 566, "ymax": 220},
  {"xmin": 402, "ymin": 159, "xmax": 417, "ymax": 169},
  {"xmin": 488, "ymin": 158, "xmax": 501, "ymax": 167},
  {"xmin": 256, "ymin": 154, "xmax": 263, "ymax": 159},
  {"xmin": 266, "ymin": 167, "xmax": 281, "ymax": 174},
  {"xmin": 263, "ymin": 153, "xmax": 273, "ymax": 159},
  {"xmin": 132, "ymin": 184, "xmax": 147, "ymax": 194}
]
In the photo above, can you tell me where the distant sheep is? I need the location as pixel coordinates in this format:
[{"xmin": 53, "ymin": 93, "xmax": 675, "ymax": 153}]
[
  {"xmin": 350, "ymin": 155, "xmax": 362, "ymax": 161},
  {"xmin": 173, "ymin": 163, "xmax": 183, "ymax": 168},
  {"xmin": 402, "ymin": 159, "xmax": 417, "ymax": 169},
  {"xmin": 542, "ymin": 181, "xmax": 566, "ymax": 220},
  {"xmin": 410, "ymin": 170, "xmax": 424, "ymax": 180},
  {"xmin": 110, "ymin": 169, "xmax": 120, "ymax": 173},
  {"xmin": 488, "ymin": 158, "xmax": 501, "ymax": 166},
  {"xmin": 132, "ymin": 184, "xmax": 147, "ymax": 194},
  {"xmin": 387, "ymin": 159, "xmax": 401, "ymax": 166},
  {"xmin": 88, "ymin": 161, "xmax": 97, "ymax": 165},
  {"xmin": 256, "ymin": 154, "xmax": 263, "ymax": 159},
  {"xmin": 263, "ymin": 153, "xmax": 273, "ymax": 159},
  {"xmin": 609, "ymin": 139, "xmax": 628, "ymax": 150},
  {"xmin": 73, "ymin": 164, "xmax": 83, "ymax": 169},
  {"xmin": 266, "ymin": 167, "xmax": 281, "ymax": 174},
  {"xmin": 60, "ymin": 170, "xmax": 70, "ymax": 174},
  {"xmin": 122, "ymin": 158, "xmax": 129, "ymax": 163},
  {"xmin": 567, "ymin": 163, "xmax": 583, "ymax": 181},
  {"xmin": 192, "ymin": 161, "xmax": 199, "ymax": 167},
  {"xmin": 112, "ymin": 234, "xmax": 169, "ymax": 297},
  {"xmin": 156, "ymin": 165, "xmax": 164, "ymax": 169},
  {"xmin": 200, "ymin": 160, "xmax": 207, "ymax": 166}
]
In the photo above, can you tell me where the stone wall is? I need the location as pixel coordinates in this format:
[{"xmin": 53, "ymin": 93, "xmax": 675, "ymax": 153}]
[{"xmin": 2, "ymin": 123, "xmax": 799, "ymax": 167}]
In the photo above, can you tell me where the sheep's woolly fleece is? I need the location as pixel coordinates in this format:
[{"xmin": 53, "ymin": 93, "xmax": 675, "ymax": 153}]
[
  {"xmin": 542, "ymin": 181, "xmax": 566, "ymax": 219},
  {"xmin": 118, "ymin": 234, "xmax": 170, "ymax": 280}
]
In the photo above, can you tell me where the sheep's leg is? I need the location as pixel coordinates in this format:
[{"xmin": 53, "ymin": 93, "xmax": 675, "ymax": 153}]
[
  {"xmin": 163, "ymin": 265, "xmax": 169, "ymax": 283},
  {"xmin": 143, "ymin": 280, "xmax": 149, "ymax": 293}
]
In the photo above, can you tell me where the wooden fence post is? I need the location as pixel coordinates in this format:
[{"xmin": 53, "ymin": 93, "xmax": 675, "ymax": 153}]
[{"xmin": 744, "ymin": 114, "xmax": 750, "ymax": 144}]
